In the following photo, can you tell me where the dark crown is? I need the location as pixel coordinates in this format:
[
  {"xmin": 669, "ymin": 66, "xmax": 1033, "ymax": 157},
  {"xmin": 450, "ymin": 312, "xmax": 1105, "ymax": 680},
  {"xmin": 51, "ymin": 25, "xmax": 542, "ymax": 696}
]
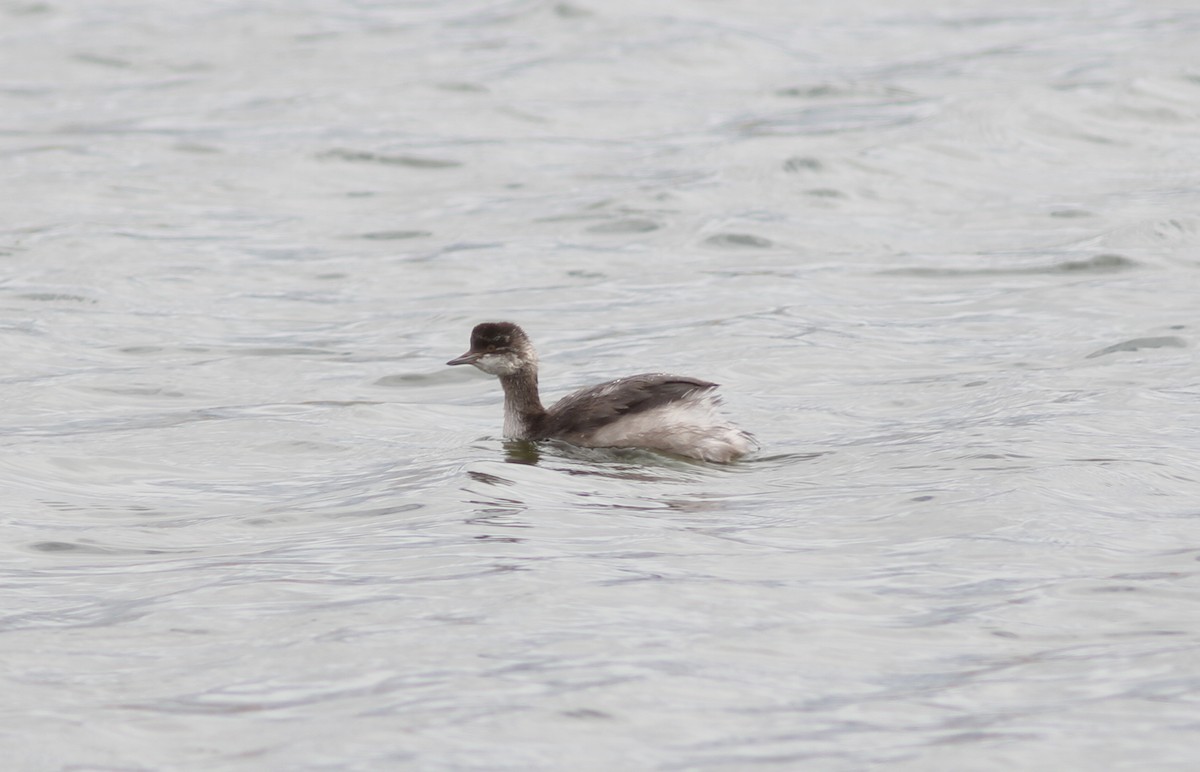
[{"xmin": 470, "ymin": 321, "xmax": 526, "ymax": 351}]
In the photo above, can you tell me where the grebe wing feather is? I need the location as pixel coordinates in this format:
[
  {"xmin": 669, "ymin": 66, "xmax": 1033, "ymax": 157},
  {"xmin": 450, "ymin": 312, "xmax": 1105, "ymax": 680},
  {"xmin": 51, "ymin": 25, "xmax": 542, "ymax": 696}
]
[{"xmin": 543, "ymin": 373, "xmax": 717, "ymax": 436}]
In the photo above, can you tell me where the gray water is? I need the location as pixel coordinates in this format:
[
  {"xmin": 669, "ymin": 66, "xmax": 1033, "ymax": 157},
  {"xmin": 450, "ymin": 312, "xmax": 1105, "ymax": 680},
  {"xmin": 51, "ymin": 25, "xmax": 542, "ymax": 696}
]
[{"xmin": 3, "ymin": 1, "xmax": 1200, "ymax": 769}]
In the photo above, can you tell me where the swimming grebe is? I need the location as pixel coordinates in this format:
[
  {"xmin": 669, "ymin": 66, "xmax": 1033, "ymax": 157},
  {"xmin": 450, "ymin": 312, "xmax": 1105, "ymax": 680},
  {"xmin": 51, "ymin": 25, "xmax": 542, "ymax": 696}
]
[{"xmin": 447, "ymin": 322, "xmax": 756, "ymax": 463}]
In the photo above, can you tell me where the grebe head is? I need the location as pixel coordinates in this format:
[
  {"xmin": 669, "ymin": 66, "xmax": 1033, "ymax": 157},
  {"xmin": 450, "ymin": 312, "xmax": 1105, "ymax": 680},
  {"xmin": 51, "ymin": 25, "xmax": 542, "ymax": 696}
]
[{"xmin": 446, "ymin": 321, "xmax": 537, "ymax": 377}]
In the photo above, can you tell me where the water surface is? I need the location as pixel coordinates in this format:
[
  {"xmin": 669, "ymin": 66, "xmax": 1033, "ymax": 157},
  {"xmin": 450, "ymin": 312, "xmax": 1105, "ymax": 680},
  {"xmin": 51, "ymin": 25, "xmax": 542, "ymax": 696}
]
[{"xmin": 2, "ymin": 1, "xmax": 1200, "ymax": 769}]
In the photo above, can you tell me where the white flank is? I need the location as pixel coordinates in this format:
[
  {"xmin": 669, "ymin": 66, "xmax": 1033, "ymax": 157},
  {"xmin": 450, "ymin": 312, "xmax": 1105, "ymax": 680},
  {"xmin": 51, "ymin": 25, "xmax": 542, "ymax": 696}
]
[{"xmin": 571, "ymin": 392, "xmax": 755, "ymax": 463}]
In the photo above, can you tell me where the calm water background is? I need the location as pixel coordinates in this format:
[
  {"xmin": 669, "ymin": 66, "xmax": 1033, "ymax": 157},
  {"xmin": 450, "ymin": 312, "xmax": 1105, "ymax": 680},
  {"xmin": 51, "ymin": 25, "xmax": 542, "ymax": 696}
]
[{"xmin": 3, "ymin": 0, "xmax": 1200, "ymax": 769}]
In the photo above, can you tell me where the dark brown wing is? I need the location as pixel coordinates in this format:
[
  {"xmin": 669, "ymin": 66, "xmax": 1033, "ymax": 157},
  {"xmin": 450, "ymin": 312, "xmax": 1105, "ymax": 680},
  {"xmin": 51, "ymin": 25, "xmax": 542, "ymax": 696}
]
[{"xmin": 541, "ymin": 373, "xmax": 718, "ymax": 437}]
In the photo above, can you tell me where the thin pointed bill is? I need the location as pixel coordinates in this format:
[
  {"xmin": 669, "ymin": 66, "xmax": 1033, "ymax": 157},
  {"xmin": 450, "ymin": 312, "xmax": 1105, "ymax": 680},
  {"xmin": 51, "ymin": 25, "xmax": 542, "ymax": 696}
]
[{"xmin": 446, "ymin": 351, "xmax": 481, "ymax": 366}]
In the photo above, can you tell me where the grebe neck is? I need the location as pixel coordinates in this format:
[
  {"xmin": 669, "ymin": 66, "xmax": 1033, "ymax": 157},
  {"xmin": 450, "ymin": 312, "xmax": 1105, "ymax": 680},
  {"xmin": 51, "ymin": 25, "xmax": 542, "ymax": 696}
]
[{"xmin": 498, "ymin": 368, "xmax": 546, "ymax": 439}]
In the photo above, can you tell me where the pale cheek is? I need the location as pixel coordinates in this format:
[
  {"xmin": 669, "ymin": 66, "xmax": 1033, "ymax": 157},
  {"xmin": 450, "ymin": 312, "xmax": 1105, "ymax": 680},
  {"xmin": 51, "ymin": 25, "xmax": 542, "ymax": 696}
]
[{"xmin": 475, "ymin": 354, "xmax": 517, "ymax": 376}]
